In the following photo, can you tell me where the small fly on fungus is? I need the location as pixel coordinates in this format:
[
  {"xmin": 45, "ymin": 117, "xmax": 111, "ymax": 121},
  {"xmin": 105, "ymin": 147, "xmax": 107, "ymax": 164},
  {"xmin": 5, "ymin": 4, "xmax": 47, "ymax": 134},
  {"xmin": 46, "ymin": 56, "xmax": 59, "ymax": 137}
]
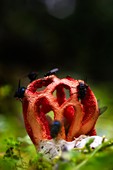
[
  {"xmin": 50, "ymin": 120, "xmax": 61, "ymax": 138},
  {"xmin": 27, "ymin": 71, "xmax": 38, "ymax": 82},
  {"xmin": 14, "ymin": 79, "xmax": 26, "ymax": 101},
  {"xmin": 77, "ymin": 81, "xmax": 88, "ymax": 100},
  {"xmin": 44, "ymin": 68, "xmax": 59, "ymax": 77}
]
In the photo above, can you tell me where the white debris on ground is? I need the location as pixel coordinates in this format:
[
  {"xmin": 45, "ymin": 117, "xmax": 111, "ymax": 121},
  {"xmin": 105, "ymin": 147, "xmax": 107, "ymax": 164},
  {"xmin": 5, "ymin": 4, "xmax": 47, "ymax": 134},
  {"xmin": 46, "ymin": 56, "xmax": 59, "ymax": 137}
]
[{"xmin": 38, "ymin": 135, "xmax": 107, "ymax": 160}]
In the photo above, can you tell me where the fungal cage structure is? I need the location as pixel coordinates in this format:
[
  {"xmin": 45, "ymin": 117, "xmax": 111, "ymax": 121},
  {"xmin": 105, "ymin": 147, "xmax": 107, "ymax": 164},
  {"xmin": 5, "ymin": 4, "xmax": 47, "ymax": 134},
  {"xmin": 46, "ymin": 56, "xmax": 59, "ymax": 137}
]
[{"xmin": 15, "ymin": 73, "xmax": 100, "ymax": 159}]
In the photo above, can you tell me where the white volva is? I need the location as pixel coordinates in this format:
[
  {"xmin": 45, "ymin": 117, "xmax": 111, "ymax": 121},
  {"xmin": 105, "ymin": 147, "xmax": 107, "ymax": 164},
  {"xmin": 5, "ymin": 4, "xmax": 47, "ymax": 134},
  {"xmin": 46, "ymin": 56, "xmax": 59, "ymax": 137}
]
[{"xmin": 38, "ymin": 135, "xmax": 107, "ymax": 160}]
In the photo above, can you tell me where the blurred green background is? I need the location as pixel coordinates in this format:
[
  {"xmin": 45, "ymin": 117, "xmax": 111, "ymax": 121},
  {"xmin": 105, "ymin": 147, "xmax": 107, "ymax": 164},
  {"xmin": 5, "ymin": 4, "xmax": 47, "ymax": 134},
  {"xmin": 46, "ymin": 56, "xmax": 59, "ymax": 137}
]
[{"xmin": 0, "ymin": 0, "xmax": 113, "ymax": 145}]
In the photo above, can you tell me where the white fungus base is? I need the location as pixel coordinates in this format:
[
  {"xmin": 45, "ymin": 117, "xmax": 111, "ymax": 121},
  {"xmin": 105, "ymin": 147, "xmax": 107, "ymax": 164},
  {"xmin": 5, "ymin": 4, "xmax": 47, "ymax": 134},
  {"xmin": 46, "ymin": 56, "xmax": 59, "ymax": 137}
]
[{"xmin": 37, "ymin": 135, "xmax": 107, "ymax": 160}]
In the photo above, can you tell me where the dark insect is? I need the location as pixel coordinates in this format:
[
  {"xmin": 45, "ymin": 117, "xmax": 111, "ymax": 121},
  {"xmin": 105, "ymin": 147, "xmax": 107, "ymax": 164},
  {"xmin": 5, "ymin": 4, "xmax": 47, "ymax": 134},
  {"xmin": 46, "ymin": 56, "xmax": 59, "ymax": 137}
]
[
  {"xmin": 27, "ymin": 71, "xmax": 38, "ymax": 82},
  {"xmin": 44, "ymin": 68, "xmax": 59, "ymax": 77},
  {"xmin": 97, "ymin": 99, "xmax": 108, "ymax": 115},
  {"xmin": 77, "ymin": 81, "xmax": 88, "ymax": 100},
  {"xmin": 14, "ymin": 80, "xmax": 26, "ymax": 100},
  {"xmin": 50, "ymin": 120, "xmax": 61, "ymax": 138}
]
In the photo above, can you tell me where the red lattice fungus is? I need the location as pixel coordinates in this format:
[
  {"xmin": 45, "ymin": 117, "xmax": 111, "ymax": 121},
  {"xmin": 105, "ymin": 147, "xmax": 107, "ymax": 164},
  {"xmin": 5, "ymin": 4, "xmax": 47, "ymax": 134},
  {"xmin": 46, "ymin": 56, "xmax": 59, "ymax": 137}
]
[{"xmin": 21, "ymin": 75, "xmax": 99, "ymax": 149}]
